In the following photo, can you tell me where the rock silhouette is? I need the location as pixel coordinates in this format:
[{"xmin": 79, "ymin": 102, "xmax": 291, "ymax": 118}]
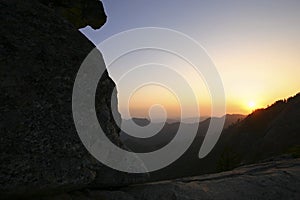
[{"xmin": 0, "ymin": 0, "xmax": 143, "ymax": 198}]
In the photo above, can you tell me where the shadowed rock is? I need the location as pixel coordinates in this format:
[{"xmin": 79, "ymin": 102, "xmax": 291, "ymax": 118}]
[
  {"xmin": 0, "ymin": 0, "xmax": 145, "ymax": 198},
  {"xmin": 38, "ymin": 0, "xmax": 107, "ymax": 29}
]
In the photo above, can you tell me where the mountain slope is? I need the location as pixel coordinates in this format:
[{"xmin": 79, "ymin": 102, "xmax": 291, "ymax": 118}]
[
  {"xmin": 150, "ymin": 93, "xmax": 300, "ymax": 180},
  {"xmin": 217, "ymin": 93, "xmax": 300, "ymax": 168}
]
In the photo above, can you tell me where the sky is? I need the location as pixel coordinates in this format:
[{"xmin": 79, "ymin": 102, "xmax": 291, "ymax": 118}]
[{"xmin": 81, "ymin": 0, "xmax": 300, "ymax": 119}]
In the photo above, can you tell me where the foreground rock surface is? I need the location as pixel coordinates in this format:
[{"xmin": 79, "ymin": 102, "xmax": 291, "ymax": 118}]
[{"xmin": 41, "ymin": 158, "xmax": 300, "ymax": 200}]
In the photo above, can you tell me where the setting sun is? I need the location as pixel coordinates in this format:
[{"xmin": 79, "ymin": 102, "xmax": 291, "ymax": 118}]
[{"xmin": 248, "ymin": 101, "xmax": 256, "ymax": 110}]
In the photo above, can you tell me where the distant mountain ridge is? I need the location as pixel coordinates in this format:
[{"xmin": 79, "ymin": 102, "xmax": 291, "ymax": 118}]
[
  {"xmin": 122, "ymin": 116, "xmax": 210, "ymax": 124},
  {"xmin": 120, "ymin": 114, "xmax": 245, "ymax": 152}
]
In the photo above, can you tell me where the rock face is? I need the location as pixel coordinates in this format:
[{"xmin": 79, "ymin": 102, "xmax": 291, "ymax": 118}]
[
  {"xmin": 36, "ymin": 158, "xmax": 300, "ymax": 200},
  {"xmin": 37, "ymin": 0, "xmax": 107, "ymax": 29},
  {"xmin": 0, "ymin": 0, "xmax": 140, "ymax": 198}
]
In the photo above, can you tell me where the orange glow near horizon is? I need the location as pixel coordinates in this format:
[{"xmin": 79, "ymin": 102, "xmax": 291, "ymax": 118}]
[
  {"xmin": 119, "ymin": 85, "xmax": 299, "ymax": 119},
  {"xmin": 126, "ymin": 85, "xmax": 181, "ymax": 119},
  {"xmin": 117, "ymin": 67, "xmax": 300, "ymax": 119}
]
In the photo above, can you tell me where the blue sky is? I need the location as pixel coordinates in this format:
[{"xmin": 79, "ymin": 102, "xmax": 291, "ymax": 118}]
[{"xmin": 82, "ymin": 0, "xmax": 300, "ymax": 45}]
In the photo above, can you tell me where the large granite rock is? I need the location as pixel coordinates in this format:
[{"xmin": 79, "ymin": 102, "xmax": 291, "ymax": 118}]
[
  {"xmin": 0, "ymin": 0, "xmax": 143, "ymax": 198},
  {"xmin": 41, "ymin": 158, "xmax": 300, "ymax": 200}
]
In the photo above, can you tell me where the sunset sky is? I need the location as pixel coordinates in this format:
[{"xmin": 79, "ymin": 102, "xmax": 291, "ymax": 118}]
[{"xmin": 81, "ymin": 0, "xmax": 300, "ymax": 119}]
